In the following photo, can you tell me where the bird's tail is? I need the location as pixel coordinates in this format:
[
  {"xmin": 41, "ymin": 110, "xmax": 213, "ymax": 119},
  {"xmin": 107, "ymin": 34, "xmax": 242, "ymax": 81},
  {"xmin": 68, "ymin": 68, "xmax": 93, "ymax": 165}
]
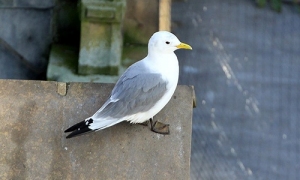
[{"xmin": 64, "ymin": 118, "xmax": 95, "ymax": 139}]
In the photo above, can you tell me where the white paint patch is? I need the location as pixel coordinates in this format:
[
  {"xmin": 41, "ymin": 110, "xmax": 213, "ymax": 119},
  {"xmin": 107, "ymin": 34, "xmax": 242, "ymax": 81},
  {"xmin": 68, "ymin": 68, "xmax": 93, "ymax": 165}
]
[
  {"xmin": 237, "ymin": 160, "xmax": 245, "ymax": 171},
  {"xmin": 222, "ymin": 65, "xmax": 232, "ymax": 79},
  {"xmin": 230, "ymin": 147, "xmax": 236, "ymax": 156},
  {"xmin": 192, "ymin": 18, "xmax": 198, "ymax": 27},
  {"xmin": 210, "ymin": 37, "xmax": 260, "ymax": 117},
  {"xmin": 211, "ymin": 121, "xmax": 218, "ymax": 130},
  {"xmin": 282, "ymin": 134, "xmax": 287, "ymax": 139},
  {"xmin": 247, "ymin": 168, "xmax": 253, "ymax": 175},
  {"xmin": 176, "ymin": 126, "xmax": 182, "ymax": 132},
  {"xmin": 206, "ymin": 91, "xmax": 215, "ymax": 103},
  {"xmin": 183, "ymin": 66, "xmax": 199, "ymax": 74}
]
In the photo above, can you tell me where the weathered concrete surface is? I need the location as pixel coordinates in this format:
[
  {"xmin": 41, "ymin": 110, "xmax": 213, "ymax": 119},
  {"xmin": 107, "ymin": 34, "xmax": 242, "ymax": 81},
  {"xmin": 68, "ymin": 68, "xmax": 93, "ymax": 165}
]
[
  {"xmin": 78, "ymin": 0, "xmax": 126, "ymax": 75},
  {"xmin": 0, "ymin": 80, "xmax": 194, "ymax": 179},
  {"xmin": 47, "ymin": 44, "xmax": 119, "ymax": 83}
]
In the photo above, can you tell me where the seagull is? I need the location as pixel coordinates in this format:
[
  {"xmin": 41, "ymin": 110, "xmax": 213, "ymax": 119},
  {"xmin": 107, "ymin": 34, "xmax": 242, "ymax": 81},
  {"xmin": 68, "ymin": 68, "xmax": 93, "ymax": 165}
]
[{"xmin": 65, "ymin": 31, "xmax": 192, "ymax": 138}]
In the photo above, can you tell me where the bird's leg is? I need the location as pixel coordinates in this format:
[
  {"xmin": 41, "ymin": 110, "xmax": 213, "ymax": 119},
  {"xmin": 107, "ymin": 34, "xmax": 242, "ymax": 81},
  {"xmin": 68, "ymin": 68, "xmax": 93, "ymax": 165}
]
[{"xmin": 149, "ymin": 118, "xmax": 170, "ymax": 135}]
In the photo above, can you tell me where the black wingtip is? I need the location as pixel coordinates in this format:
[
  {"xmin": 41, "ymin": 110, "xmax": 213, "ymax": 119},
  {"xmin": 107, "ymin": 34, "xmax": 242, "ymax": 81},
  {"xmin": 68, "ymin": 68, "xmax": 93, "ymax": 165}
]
[
  {"xmin": 66, "ymin": 126, "xmax": 94, "ymax": 138},
  {"xmin": 65, "ymin": 118, "xmax": 95, "ymax": 139},
  {"xmin": 64, "ymin": 121, "xmax": 86, "ymax": 133}
]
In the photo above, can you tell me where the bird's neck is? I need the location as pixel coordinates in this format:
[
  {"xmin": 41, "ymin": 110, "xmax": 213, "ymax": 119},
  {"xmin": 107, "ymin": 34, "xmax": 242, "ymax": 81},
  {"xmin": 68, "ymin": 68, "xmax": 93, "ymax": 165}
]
[
  {"xmin": 147, "ymin": 51, "xmax": 177, "ymax": 61},
  {"xmin": 145, "ymin": 52, "xmax": 179, "ymax": 75}
]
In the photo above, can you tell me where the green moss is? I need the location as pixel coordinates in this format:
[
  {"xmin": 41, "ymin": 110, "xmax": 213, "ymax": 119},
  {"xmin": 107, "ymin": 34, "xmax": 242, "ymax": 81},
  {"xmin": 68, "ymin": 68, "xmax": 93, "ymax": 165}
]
[
  {"xmin": 124, "ymin": 31, "xmax": 142, "ymax": 45},
  {"xmin": 122, "ymin": 45, "xmax": 147, "ymax": 67},
  {"xmin": 256, "ymin": 0, "xmax": 283, "ymax": 12},
  {"xmin": 51, "ymin": 44, "xmax": 78, "ymax": 72},
  {"xmin": 256, "ymin": 0, "xmax": 266, "ymax": 8},
  {"xmin": 271, "ymin": 0, "xmax": 282, "ymax": 12},
  {"xmin": 79, "ymin": 65, "xmax": 119, "ymax": 75},
  {"xmin": 123, "ymin": 22, "xmax": 150, "ymax": 45}
]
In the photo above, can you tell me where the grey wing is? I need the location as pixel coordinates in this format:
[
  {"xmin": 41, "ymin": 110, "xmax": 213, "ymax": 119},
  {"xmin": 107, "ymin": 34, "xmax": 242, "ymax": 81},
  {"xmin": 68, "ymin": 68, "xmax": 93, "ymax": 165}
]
[{"xmin": 94, "ymin": 72, "xmax": 167, "ymax": 119}]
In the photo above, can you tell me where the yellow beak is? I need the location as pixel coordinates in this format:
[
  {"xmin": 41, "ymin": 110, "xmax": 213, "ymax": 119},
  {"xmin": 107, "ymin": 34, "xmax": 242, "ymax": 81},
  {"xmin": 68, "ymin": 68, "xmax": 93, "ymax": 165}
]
[{"xmin": 176, "ymin": 42, "xmax": 192, "ymax": 50}]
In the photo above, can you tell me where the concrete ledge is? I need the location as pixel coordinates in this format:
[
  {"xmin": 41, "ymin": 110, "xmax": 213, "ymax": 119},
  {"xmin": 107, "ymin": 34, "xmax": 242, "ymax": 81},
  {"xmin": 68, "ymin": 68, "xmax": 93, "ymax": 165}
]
[
  {"xmin": 0, "ymin": 80, "xmax": 194, "ymax": 179},
  {"xmin": 47, "ymin": 44, "xmax": 119, "ymax": 83}
]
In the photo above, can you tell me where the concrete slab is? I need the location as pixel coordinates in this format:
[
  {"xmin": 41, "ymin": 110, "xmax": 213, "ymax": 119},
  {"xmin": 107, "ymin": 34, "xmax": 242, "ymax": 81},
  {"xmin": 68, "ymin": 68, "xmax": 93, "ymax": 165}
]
[
  {"xmin": 0, "ymin": 80, "xmax": 193, "ymax": 179},
  {"xmin": 47, "ymin": 44, "xmax": 119, "ymax": 83}
]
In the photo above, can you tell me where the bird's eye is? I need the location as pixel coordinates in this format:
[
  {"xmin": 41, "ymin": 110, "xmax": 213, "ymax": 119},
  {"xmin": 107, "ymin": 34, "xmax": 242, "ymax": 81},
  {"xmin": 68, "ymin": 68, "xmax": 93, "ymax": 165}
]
[{"xmin": 165, "ymin": 41, "xmax": 170, "ymax": 44}]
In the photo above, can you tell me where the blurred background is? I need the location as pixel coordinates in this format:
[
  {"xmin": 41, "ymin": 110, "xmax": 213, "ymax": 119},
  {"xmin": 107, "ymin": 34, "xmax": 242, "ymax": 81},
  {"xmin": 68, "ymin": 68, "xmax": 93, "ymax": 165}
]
[
  {"xmin": 172, "ymin": 0, "xmax": 300, "ymax": 179},
  {"xmin": 1, "ymin": 0, "xmax": 300, "ymax": 179}
]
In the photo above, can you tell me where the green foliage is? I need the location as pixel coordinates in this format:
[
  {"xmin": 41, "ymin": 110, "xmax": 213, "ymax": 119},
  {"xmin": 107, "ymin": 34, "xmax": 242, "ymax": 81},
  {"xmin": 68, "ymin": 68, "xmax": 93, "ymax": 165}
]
[
  {"xmin": 256, "ymin": 0, "xmax": 267, "ymax": 8},
  {"xmin": 271, "ymin": 0, "xmax": 282, "ymax": 12},
  {"xmin": 256, "ymin": 0, "xmax": 300, "ymax": 13}
]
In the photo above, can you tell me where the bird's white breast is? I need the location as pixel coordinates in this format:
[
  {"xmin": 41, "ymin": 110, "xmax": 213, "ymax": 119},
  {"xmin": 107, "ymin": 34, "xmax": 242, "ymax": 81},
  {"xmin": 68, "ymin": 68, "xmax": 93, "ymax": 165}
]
[{"xmin": 128, "ymin": 53, "xmax": 179, "ymax": 123}]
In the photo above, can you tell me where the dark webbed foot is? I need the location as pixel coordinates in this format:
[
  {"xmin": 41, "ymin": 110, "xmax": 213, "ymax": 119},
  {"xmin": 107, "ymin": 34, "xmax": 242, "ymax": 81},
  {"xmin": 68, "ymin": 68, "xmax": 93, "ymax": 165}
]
[{"xmin": 149, "ymin": 118, "xmax": 170, "ymax": 135}]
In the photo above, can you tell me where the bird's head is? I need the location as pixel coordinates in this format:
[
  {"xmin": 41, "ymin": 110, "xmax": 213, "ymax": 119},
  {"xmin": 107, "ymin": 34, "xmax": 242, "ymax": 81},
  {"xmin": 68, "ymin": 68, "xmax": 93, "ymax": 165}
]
[{"xmin": 148, "ymin": 31, "xmax": 192, "ymax": 54}]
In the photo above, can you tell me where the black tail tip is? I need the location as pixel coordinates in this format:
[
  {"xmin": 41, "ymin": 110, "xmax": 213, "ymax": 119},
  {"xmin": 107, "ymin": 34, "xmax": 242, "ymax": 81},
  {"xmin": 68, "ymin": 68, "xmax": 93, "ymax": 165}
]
[
  {"xmin": 64, "ymin": 128, "xmax": 72, "ymax": 133},
  {"xmin": 64, "ymin": 119, "xmax": 94, "ymax": 139},
  {"xmin": 65, "ymin": 126, "xmax": 94, "ymax": 139}
]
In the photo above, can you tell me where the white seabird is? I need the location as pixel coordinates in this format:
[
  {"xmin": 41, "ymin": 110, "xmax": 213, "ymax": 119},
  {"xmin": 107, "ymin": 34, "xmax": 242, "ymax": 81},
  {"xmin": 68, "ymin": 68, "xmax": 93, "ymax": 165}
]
[{"xmin": 65, "ymin": 31, "xmax": 192, "ymax": 138}]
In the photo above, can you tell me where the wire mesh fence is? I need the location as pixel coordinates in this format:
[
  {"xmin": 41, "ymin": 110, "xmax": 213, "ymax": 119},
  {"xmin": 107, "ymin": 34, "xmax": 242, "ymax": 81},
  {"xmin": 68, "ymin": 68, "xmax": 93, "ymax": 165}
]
[{"xmin": 173, "ymin": 0, "xmax": 300, "ymax": 179}]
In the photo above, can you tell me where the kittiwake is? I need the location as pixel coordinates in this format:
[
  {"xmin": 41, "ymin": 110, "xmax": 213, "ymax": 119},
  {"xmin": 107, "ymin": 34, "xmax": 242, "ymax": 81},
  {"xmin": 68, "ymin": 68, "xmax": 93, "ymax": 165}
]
[{"xmin": 65, "ymin": 31, "xmax": 192, "ymax": 138}]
